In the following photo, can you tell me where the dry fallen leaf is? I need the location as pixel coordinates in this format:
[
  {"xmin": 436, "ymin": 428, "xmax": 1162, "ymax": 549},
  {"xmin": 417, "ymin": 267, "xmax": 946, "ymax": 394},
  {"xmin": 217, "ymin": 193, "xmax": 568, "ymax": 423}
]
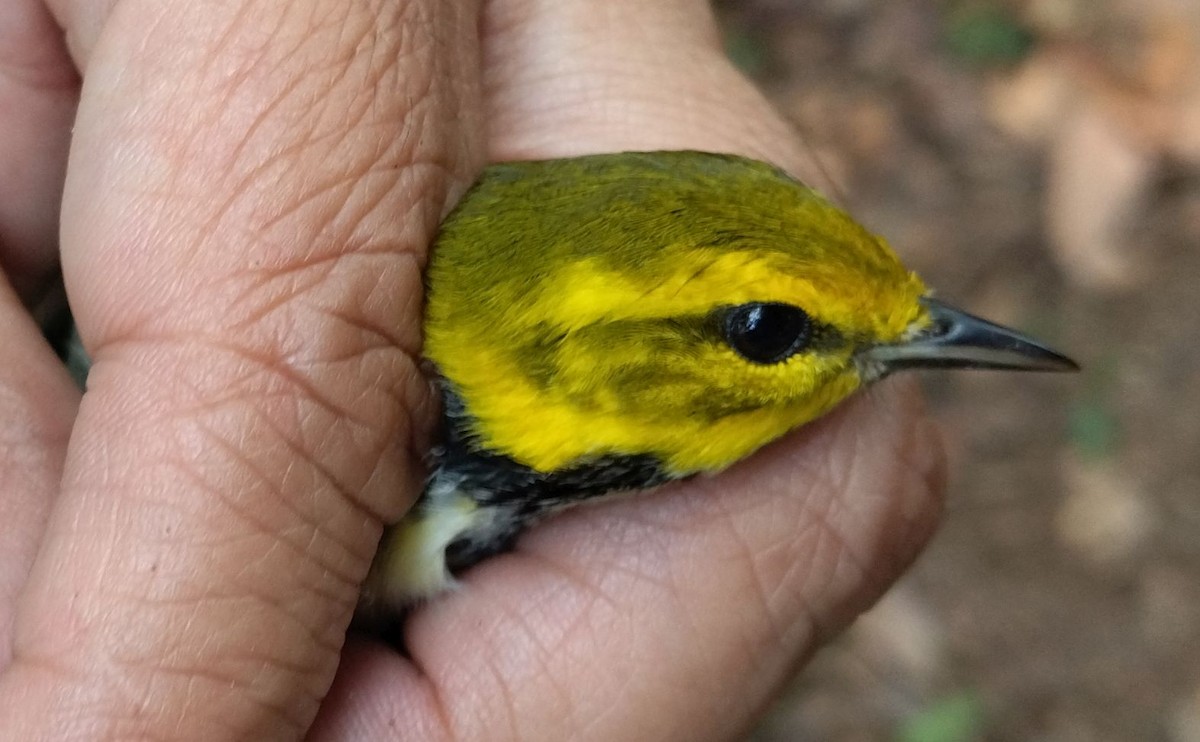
[
  {"xmin": 1056, "ymin": 453, "xmax": 1156, "ymax": 567},
  {"xmin": 987, "ymin": 49, "xmax": 1076, "ymax": 143},
  {"xmin": 1046, "ymin": 99, "xmax": 1154, "ymax": 290}
]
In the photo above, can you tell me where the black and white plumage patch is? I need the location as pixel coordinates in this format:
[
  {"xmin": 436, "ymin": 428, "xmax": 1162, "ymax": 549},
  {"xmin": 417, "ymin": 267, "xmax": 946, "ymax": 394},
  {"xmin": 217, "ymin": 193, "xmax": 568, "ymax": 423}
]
[{"xmin": 430, "ymin": 385, "xmax": 674, "ymax": 574}]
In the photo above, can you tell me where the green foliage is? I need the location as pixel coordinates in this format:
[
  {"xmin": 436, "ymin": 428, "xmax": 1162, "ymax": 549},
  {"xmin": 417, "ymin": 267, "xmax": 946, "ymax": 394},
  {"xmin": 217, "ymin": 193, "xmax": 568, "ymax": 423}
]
[
  {"xmin": 1068, "ymin": 356, "xmax": 1119, "ymax": 460},
  {"xmin": 1069, "ymin": 401, "xmax": 1118, "ymax": 460},
  {"xmin": 897, "ymin": 693, "xmax": 985, "ymax": 742},
  {"xmin": 724, "ymin": 29, "xmax": 768, "ymax": 77},
  {"xmin": 943, "ymin": 3, "xmax": 1034, "ymax": 67}
]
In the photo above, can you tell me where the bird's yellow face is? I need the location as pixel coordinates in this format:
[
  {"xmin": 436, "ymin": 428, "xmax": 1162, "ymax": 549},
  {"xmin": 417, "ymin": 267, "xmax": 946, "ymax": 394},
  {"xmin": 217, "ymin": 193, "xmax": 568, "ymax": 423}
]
[{"xmin": 424, "ymin": 152, "xmax": 931, "ymax": 476}]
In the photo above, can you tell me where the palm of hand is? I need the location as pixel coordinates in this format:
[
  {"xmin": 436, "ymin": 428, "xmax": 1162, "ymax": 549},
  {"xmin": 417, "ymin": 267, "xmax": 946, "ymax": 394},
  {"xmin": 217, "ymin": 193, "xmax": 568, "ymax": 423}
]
[{"xmin": 0, "ymin": 1, "xmax": 943, "ymax": 739}]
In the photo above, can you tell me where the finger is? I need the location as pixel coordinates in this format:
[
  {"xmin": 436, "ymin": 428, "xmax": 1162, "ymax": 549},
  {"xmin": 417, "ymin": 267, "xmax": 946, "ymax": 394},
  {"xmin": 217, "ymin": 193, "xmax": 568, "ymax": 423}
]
[
  {"xmin": 0, "ymin": 0, "xmax": 483, "ymax": 738},
  {"xmin": 0, "ymin": 0, "xmax": 79, "ymax": 300},
  {"xmin": 481, "ymin": 0, "xmax": 838, "ymax": 191},
  {"xmin": 319, "ymin": 0, "xmax": 945, "ymax": 739},
  {"xmin": 0, "ymin": 274, "xmax": 79, "ymax": 669}
]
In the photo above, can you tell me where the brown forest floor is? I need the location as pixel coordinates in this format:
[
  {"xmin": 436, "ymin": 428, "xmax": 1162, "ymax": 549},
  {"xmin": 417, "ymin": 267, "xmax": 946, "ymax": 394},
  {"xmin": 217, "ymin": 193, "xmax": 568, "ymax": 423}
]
[{"xmin": 713, "ymin": 1, "xmax": 1200, "ymax": 740}]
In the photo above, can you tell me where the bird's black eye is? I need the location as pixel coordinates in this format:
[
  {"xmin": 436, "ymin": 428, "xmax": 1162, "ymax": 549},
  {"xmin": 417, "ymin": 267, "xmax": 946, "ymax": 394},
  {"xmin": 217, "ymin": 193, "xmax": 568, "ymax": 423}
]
[{"xmin": 721, "ymin": 302, "xmax": 813, "ymax": 364}]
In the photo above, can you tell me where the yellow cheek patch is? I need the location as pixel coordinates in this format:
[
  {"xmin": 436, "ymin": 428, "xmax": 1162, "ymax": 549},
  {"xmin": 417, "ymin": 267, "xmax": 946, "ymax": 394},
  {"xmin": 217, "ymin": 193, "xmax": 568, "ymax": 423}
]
[{"xmin": 428, "ymin": 333, "xmax": 864, "ymax": 474}]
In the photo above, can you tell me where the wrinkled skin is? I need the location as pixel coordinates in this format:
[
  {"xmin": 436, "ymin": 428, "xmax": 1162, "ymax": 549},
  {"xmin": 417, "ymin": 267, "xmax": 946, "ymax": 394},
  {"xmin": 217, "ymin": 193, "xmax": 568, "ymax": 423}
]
[{"xmin": 0, "ymin": 0, "xmax": 945, "ymax": 739}]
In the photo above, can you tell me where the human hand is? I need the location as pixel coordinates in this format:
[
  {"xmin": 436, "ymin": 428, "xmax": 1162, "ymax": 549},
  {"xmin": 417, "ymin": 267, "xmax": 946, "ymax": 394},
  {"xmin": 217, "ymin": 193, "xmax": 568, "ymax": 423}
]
[{"xmin": 0, "ymin": 0, "xmax": 945, "ymax": 739}]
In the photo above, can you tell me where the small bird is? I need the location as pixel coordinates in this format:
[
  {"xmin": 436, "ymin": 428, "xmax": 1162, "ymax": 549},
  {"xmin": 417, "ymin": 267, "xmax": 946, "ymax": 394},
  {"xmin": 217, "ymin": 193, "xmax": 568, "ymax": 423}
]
[{"xmin": 360, "ymin": 150, "xmax": 1076, "ymax": 612}]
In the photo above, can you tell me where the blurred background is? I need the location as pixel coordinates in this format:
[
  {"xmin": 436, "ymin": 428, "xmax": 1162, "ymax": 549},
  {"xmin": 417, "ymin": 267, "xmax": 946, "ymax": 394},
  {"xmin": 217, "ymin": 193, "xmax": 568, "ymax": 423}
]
[{"xmin": 711, "ymin": 0, "xmax": 1200, "ymax": 740}]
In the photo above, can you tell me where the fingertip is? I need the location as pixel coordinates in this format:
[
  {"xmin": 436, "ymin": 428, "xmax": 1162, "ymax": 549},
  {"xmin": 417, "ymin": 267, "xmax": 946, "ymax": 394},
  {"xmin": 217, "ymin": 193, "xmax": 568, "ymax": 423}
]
[
  {"xmin": 480, "ymin": 0, "xmax": 835, "ymax": 188},
  {"xmin": 309, "ymin": 637, "xmax": 454, "ymax": 742}
]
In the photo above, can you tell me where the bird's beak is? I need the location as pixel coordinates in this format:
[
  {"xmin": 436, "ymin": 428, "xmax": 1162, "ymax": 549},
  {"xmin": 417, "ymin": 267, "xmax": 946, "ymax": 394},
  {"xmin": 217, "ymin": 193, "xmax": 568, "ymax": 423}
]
[{"xmin": 858, "ymin": 297, "xmax": 1079, "ymax": 378}]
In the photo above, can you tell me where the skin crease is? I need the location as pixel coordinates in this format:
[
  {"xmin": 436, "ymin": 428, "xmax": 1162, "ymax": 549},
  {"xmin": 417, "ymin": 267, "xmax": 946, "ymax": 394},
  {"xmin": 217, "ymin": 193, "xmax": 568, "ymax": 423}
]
[{"xmin": 0, "ymin": 0, "xmax": 946, "ymax": 739}]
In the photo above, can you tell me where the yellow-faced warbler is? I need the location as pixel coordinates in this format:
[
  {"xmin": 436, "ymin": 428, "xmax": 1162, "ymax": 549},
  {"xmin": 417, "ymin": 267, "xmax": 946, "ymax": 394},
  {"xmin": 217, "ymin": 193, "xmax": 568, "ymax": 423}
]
[{"xmin": 361, "ymin": 150, "xmax": 1076, "ymax": 612}]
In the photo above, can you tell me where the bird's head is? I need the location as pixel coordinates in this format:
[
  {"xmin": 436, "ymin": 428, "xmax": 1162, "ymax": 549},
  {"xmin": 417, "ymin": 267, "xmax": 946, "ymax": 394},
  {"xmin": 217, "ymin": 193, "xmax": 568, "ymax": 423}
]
[{"xmin": 425, "ymin": 151, "xmax": 1074, "ymax": 477}]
